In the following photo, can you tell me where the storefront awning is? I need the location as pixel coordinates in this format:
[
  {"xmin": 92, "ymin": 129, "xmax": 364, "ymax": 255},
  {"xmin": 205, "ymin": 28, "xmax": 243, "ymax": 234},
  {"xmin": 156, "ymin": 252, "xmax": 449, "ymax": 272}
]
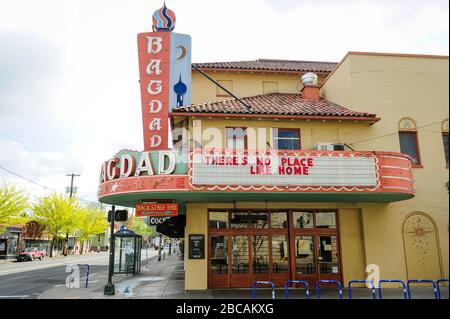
[{"xmin": 100, "ymin": 191, "xmax": 413, "ymax": 208}]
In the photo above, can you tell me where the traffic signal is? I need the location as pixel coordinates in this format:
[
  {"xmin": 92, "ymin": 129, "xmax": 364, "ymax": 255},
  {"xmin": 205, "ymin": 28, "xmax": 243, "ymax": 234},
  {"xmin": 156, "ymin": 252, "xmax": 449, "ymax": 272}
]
[{"xmin": 107, "ymin": 209, "xmax": 128, "ymax": 222}]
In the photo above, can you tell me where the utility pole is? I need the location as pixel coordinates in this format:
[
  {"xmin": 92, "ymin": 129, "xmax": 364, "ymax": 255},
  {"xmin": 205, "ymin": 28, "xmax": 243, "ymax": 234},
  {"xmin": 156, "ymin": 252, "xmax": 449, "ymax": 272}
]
[
  {"xmin": 64, "ymin": 173, "xmax": 80, "ymax": 256},
  {"xmin": 104, "ymin": 205, "xmax": 116, "ymax": 295},
  {"xmin": 66, "ymin": 173, "xmax": 80, "ymax": 198}
]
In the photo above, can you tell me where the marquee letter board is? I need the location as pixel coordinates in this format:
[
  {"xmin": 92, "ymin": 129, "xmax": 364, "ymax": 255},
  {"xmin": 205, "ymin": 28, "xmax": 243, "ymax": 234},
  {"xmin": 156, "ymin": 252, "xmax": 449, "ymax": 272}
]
[{"xmin": 188, "ymin": 234, "xmax": 205, "ymax": 259}]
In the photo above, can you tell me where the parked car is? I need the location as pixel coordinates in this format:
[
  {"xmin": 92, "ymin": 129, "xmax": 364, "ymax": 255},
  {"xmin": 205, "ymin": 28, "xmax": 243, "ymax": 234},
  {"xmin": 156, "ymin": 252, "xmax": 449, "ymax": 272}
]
[{"xmin": 16, "ymin": 247, "xmax": 46, "ymax": 262}]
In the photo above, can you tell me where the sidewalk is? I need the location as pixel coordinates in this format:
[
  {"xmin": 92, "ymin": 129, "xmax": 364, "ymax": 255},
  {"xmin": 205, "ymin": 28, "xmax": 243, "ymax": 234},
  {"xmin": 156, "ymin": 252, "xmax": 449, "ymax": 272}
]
[
  {"xmin": 39, "ymin": 254, "xmax": 449, "ymax": 299},
  {"xmin": 39, "ymin": 252, "xmax": 190, "ymax": 299}
]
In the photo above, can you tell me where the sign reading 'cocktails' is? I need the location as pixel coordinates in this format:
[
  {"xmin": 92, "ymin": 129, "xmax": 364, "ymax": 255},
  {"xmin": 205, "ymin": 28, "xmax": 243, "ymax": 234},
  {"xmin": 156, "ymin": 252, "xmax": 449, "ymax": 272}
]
[{"xmin": 192, "ymin": 152, "xmax": 377, "ymax": 187}]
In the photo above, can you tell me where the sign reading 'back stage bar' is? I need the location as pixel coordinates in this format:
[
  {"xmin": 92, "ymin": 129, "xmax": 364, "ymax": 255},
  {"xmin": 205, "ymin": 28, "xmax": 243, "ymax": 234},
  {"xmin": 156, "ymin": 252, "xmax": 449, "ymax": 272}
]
[
  {"xmin": 136, "ymin": 203, "xmax": 179, "ymax": 217},
  {"xmin": 192, "ymin": 151, "xmax": 378, "ymax": 187},
  {"xmin": 137, "ymin": 4, "xmax": 191, "ymax": 151}
]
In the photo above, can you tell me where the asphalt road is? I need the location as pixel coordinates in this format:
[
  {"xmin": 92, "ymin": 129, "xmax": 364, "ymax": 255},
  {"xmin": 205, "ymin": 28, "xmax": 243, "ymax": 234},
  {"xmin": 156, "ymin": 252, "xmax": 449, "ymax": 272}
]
[
  {"xmin": 0, "ymin": 253, "xmax": 109, "ymax": 299},
  {"xmin": 0, "ymin": 248, "xmax": 163, "ymax": 299}
]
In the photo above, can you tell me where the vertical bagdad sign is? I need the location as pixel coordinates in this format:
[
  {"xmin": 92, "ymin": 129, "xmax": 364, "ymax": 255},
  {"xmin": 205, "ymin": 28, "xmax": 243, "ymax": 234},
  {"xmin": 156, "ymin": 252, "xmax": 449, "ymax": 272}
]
[{"xmin": 137, "ymin": 3, "xmax": 191, "ymax": 151}]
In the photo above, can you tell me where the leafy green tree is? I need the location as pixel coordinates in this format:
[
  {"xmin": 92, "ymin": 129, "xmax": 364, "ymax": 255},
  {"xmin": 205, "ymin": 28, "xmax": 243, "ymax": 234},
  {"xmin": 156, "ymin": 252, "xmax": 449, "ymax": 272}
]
[
  {"xmin": 62, "ymin": 205, "xmax": 82, "ymax": 256},
  {"xmin": 125, "ymin": 215, "xmax": 153, "ymax": 237},
  {"xmin": 77, "ymin": 206, "xmax": 108, "ymax": 254},
  {"xmin": 0, "ymin": 182, "xmax": 29, "ymax": 233},
  {"xmin": 32, "ymin": 193, "xmax": 80, "ymax": 257}
]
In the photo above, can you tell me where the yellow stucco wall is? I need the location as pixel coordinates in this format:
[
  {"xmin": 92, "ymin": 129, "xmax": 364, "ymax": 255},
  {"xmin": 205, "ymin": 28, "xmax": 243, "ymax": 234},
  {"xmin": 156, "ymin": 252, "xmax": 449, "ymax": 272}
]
[
  {"xmin": 190, "ymin": 117, "xmax": 373, "ymax": 150},
  {"xmin": 338, "ymin": 209, "xmax": 367, "ymax": 284},
  {"xmin": 192, "ymin": 71, "xmax": 328, "ymax": 104},
  {"xmin": 182, "ymin": 53, "xmax": 449, "ymax": 289},
  {"xmin": 321, "ymin": 53, "xmax": 449, "ymax": 282},
  {"xmin": 184, "ymin": 203, "xmax": 208, "ymax": 290}
]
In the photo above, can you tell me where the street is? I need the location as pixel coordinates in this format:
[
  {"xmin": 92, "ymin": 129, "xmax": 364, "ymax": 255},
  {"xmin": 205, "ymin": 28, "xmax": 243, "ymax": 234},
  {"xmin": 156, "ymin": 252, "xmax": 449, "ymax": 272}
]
[
  {"xmin": 0, "ymin": 248, "xmax": 161, "ymax": 299},
  {"xmin": 0, "ymin": 253, "xmax": 109, "ymax": 299}
]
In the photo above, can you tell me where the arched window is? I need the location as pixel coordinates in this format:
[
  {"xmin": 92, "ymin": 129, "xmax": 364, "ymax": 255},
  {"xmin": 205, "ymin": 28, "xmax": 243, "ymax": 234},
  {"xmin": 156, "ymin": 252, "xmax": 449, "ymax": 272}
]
[
  {"xmin": 442, "ymin": 119, "xmax": 449, "ymax": 168},
  {"xmin": 398, "ymin": 118, "xmax": 421, "ymax": 166}
]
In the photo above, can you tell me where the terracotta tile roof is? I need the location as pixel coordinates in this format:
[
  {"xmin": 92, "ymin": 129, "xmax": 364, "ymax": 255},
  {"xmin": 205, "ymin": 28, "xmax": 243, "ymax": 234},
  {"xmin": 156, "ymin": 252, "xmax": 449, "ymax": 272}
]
[
  {"xmin": 172, "ymin": 93, "xmax": 377, "ymax": 119},
  {"xmin": 192, "ymin": 59, "xmax": 338, "ymax": 73}
]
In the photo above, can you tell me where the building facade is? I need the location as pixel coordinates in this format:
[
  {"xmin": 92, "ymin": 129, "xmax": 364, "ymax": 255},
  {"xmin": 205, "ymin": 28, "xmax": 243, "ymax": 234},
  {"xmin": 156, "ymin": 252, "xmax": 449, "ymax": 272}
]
[
  {"xmin": 174, "ymin": 53, "xmax": 449, "ymax": 289},
  {"xmin": 97, "ymin": 4, "xmax": 449, "ymax": 291}
]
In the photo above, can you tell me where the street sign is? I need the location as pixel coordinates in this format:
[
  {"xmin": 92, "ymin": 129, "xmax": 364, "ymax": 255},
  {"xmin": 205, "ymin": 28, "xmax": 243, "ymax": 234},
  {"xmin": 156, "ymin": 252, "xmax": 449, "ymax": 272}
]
[{"xmin": 136, "ymin": 203, "xmax": 178, "ymax": 217}]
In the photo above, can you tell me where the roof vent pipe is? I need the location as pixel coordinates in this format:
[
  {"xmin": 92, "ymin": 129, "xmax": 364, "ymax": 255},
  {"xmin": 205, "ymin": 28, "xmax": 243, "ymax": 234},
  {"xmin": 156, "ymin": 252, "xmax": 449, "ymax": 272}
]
[
  {"xmin": 300, "ymin": 73, "xmax": 320, "ymax": 101},
  {"xmin": 301, "ymin": 72, "xmax": 318, "ymax": 86}
]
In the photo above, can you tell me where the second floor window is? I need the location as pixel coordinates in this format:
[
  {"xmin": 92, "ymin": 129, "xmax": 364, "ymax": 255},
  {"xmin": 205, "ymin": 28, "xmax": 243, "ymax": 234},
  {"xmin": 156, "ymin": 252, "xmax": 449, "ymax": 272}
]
[
  {"xmin": 443, "ymin": 119, "xmax": 449, "ymax": 168},
  {"xmin": 443, "ymin": 133, "xmax": 449, "ymax": 167},
  {"xmin": 226, "ymin": 127, "xmax": 247, "ymax": 150},
  {"xmin": 273, "ymin": 128, "xmax": 300, "ymax": 150},
  {"xmin": 398, "ymin": 118, "xmax": 421, "ymax": 166}
]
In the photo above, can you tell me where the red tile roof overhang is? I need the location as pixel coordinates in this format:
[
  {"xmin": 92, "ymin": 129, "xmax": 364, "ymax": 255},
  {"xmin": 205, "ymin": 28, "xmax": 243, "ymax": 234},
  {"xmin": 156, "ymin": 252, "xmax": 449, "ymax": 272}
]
[
  {"xmin": 171, "ymin": 93, "xmax": 380, "ymax": 124},
  {"xmin": 192, "ymin": 59, "xmax": 338, "ymax": 74},
  {"xmin": 192, "ymin": 67, "xmax": 332, "ymax": 75},
  {"xmin": 170, "ymin": 111, "xmax": 380, "ymax": 124}
]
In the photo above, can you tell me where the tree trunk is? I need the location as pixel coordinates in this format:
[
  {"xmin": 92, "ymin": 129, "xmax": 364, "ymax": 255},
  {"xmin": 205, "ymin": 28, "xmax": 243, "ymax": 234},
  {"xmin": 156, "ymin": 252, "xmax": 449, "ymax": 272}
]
[
  {"xmin": 80, "ymin": 241, "xmax": 84, "ymax": 255},
  {"xmin": 55, "ymin": 237, "xmax": 59, "ymax": 256},
  {"xmin": 49, "ymin": 237, "xmax": 55, "ymax": 258},
  {"xmin": 63, "ymin": 231, "xmax": 68, "ymax": 256}
]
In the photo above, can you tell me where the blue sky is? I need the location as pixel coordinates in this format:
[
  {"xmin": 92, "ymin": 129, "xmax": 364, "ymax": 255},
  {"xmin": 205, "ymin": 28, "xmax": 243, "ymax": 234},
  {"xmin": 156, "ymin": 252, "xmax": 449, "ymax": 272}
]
[{"xmin": 0, "ymin": 0, "xmax": 448, "ymax": 203}]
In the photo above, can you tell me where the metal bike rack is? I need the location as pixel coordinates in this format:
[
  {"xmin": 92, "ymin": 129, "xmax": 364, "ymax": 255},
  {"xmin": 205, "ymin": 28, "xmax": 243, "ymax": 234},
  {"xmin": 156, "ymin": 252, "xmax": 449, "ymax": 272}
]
[
  {"xmin": 407, "ymin": 279, "xmax": 438, "ymax": 299},
  {"xmin": 77, "ymin": 264, "xmax": 90, "ymax": 288},
  {"xmin": 436, "ymin": 278, "xmax": 449, "ymax": 299},
  {"xmin": 316, "ymin": 280, "xmax": 343, "ymax": 300},
  {"xmin": 348, "ymin": 280, "xmax": 376, "ymax": 299},
  {"xmin": 252, "ymin": 281, "xmax": 276, "ymax": 299},
  {"xmin": 378, "ymin": 280, "xmax": 407, "ymax": 299},
  {"xmin": 285, "ymin": 280, "xmax": 310, "ymax": 299}
]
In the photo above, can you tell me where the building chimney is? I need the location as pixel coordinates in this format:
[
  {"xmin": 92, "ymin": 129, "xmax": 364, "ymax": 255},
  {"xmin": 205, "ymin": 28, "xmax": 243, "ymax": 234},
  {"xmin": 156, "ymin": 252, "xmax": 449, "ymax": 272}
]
[{"xmin": 300, "ymin": 72, "xmax": 320, "ymax": 101}]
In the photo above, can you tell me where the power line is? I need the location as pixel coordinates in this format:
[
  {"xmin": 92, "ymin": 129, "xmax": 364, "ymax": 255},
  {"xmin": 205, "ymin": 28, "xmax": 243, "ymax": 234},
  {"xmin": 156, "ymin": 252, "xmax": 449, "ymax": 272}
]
[
  {"xmin": 0, "ymin": 133, "xmax": 106, "ymax": 206},
  {"xmin": 0, "ymin": 130, "xmax": 24, "ymax": 146},
  {"xmin": 348, "ymin": 120, "xmax": 444, "ymax": 146},
  {"xmin": 0, "ymin": 164, "xmax": 100, "ymax": 205},
  {"xmin": 0, "ymin": 165, "xmax": 57, "ymax": 192}
]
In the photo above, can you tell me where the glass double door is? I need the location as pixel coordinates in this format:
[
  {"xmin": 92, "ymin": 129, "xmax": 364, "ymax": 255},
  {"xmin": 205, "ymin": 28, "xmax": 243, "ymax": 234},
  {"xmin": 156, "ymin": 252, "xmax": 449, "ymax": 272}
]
[
  {"xmin": 209, "ymin": 233, "xmax": 340, "ymax": 288},
  {"xmin": 208, "ymin": 210, "xmax": 341, "ymax": 289},
  {"xmin": 209, "ymin": 234, "xmax": 290, "ymax": 288}
]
